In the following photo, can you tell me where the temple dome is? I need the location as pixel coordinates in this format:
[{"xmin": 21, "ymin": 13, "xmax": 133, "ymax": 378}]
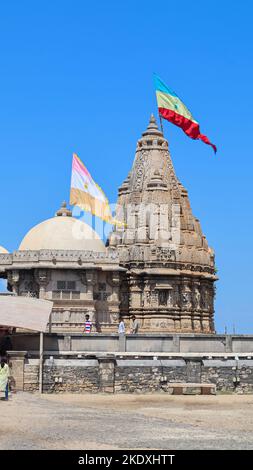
[
  {"xmin": 19, "ymin": 202, "xmax": 106, "ymax": 252},
  {"xmin": 0, "ymin": 246, "xmax": 9, "ymax": 254}
]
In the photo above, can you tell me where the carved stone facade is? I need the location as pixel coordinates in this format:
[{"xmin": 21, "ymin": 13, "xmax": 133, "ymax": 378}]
[
  {"xmin": 0, "ymin": 116, "xmax": 217, "ymax": 333},
  {"xmin": 2, "ymin": 259, "xmax": 123, "ymax": 333},
  {"xmin": 109, "ymin": 115, "xmax": 217, "ymax": 333}
]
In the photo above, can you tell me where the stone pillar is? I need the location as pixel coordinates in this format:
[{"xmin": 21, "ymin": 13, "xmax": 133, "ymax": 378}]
[
  {"xmin": 35, "ymin": 269, "xmax": 50, "ymax": 299},
  {"xmin": 7, "ymin": 351, "xmax": 26, "ymax": 391},
  {"xmin": 98, "ymin": 356, "xmax": 116, "ymax": 393},
  {"xmin": 86, "ymin": 272, "xmax": 93, "ymax": 300},
  {"xmin": 143, "ymin": 280, "xmax": 151, "ymax": 308},
  {"xmin": 108, "ymin": 272, "xmax": 120, "ymax": 326},
  {"xmin": 111, "ymin": 272, "xmax": 120, "ymax": 303},
  {"xmin": 7, "ymin": 270, "xmax": 20, "ymax": 295},
  {"xmin": 129, "ymin": 277, "xmax": 142, "ymax": 311}
]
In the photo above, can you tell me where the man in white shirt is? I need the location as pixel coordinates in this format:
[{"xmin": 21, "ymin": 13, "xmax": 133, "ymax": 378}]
[{"xmin": 118, "ymin": 318, "xmax": 125, "ymax": 335}]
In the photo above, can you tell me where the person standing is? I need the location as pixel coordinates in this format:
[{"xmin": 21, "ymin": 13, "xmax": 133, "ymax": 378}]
[
  {"xmin": 118, "ymin": 318, "xmax": 125, "ymax": 335},
  {"xmin": 0, "ymin": 358, "xmax": 10, "ymax": 401},
  {"xmin": 84, "ymin": 314, "xmax": 92, "ymax": 334},
  {"xmin": 130, "ymin": 315, "xmax": 139, "ymax": 334}
]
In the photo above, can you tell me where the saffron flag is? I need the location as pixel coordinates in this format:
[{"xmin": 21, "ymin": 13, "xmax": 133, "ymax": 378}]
[
  {"xmin": 154, "ymin": 74, "xmax": 217, "ymax": 153},
  {"xmin": 70, "ymin": 154, "xmax": 113, "ymax": 223}
]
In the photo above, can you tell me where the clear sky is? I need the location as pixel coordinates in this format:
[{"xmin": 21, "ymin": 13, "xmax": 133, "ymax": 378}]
[{"xmin": 0, "ymin": 1, "xmax": 252, "ymax": 333}]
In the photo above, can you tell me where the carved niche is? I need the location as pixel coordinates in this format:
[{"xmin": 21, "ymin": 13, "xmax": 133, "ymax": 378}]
[
  {"xmin": 201, "ymin": 286, "xmax": 213, "ymax": 312},
  {"xmin": 180, "ymin": 289, "xmax": 192, "ymax": 310}
]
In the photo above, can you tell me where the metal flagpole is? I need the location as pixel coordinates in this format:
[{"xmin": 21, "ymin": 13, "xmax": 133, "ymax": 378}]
[{"xmin": 159, "ymin": 114, "xmax": 164, "ymax": 134}]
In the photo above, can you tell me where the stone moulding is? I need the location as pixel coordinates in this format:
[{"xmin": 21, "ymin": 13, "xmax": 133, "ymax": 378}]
[{"xmin": 0, "ymin": 249, "xmax": 119, "ymax": 267}]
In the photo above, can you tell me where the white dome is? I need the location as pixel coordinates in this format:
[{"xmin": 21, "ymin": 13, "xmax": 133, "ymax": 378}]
[
  {"xmin": 0, "ymin": 246, "xmax": 9, "ymax": 254},
  {"xmin": 19, "ymin": 215, "xmax": 106, "ymax": 252}
]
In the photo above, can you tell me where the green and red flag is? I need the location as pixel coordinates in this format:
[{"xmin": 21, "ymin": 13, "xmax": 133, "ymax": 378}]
[{"xmin": 154, "ymin": 74, "xmax": 217, "ymax": 153}]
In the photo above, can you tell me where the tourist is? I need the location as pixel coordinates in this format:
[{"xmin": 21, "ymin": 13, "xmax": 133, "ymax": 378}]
[
  {"xmin": 130, "ymin": 315, "xmax": 139, "ymax": 334},
  {"xmin": 118, "ymin": 318, "xmax": 125, "ymax": 335},
  {"xmin": 0, "ymin": 358, "xmax": 10, "ymax": 401},
  {"xmin": 84, "ymin": 314, "xmax": 92, "ymax": 334}
]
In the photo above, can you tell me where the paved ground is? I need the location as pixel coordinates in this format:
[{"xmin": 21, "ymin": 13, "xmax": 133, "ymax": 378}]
[{"xmin": 0, "ymin": 392, "xmax": 253, "ymax": 449}]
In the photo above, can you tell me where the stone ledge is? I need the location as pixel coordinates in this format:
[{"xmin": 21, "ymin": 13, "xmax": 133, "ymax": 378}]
[{"xmin": 21, "ymin": 351, "xmax": 253, "ymax": 359}]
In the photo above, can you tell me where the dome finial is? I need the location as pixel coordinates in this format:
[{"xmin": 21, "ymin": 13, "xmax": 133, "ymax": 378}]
[
  {"xmin": 142, "ymin": 114, "xmax": 163, "ymax": 137},
  {"xmin": 56, "ymin": 201, "xmax": 72, "ymax": 217},
  {"xmin": 147, "ymin": 114, "xmax": 158, "ymax": 130}
]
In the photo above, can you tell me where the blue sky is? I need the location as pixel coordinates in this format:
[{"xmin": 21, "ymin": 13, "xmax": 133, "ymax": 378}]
[{"xmin": 0, "ymin": 1, "xmax": 252, "ymax": 333}]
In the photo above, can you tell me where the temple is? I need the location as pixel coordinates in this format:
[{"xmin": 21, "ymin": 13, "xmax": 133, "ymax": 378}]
[{"xmin": 0, "ymin": 115, "xmax": 217, "ymax": 333}]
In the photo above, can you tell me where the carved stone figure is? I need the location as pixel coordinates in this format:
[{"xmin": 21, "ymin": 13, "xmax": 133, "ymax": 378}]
[
  {"xmin": 181, "ymin": 292, "xmax": 192, "ymax": 310},
  {"xmin": 194, "ymin": 286, "xmax": 201, "ymax": 310}
]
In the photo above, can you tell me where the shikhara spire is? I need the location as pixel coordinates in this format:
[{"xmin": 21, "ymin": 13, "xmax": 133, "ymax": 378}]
[{"xmin": 110, "ymin": 115, "xmax": 216, "ymax": 333}]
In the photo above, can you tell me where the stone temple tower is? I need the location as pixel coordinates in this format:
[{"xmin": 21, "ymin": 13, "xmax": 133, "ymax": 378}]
[{"xmin": 110, "ymin": 115, "xmax": 217, "ymax": 333}]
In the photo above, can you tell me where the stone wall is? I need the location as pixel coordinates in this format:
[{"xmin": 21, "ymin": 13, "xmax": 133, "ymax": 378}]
[
  {"xmin": 114, "ymin": 360, "xmax": 187, "ymax": 393},
  {"xmin": 201, "ymin": 359, "xmax": 253, "ymax": 393},
  {"xmin": 24, "ymin": 359, "xmax": 99, "ymax": 393},
  {"xmin": 17, "ymin": 356, "xmax": 253, "ymax": 394},
  {"xmin": 10, "ymin": 333, "xmax": 253, "ymax": 354}
]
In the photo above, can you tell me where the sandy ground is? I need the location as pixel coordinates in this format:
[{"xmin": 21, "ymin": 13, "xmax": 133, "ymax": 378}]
[{"xmin": 0, "ymin": 392, "xmax": 253, "ymax": 450}]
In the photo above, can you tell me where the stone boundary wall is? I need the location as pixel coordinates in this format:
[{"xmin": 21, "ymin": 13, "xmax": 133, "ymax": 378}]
[
  {"xmin": 10, "ymin": 333, "xmax": 253, "ymax": 354},
  {"xmin": 24, "ymin": 359, "xmax": 100, "ymax": 393},
  {"xmin": 10, "ymin": 355, "xmax": 253, "ymax": 394}
]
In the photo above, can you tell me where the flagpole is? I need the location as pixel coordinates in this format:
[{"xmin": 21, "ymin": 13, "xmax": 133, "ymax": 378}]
[{"xmin": 159, "ymin": 113, "xmax": 164, "ymax": 134}]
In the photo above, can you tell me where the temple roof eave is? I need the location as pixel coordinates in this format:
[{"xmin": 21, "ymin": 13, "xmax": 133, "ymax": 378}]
[
  {"xmin": 0, "ymin": 249, "xmax": 121, "ymax": 272},
  {"xmin": 1, "ymin": 264, "xmax": 124, "ymax": 272},
  {"xmin": 130, "ymin": 268, "xmax": 218, "ymax": 281}
]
